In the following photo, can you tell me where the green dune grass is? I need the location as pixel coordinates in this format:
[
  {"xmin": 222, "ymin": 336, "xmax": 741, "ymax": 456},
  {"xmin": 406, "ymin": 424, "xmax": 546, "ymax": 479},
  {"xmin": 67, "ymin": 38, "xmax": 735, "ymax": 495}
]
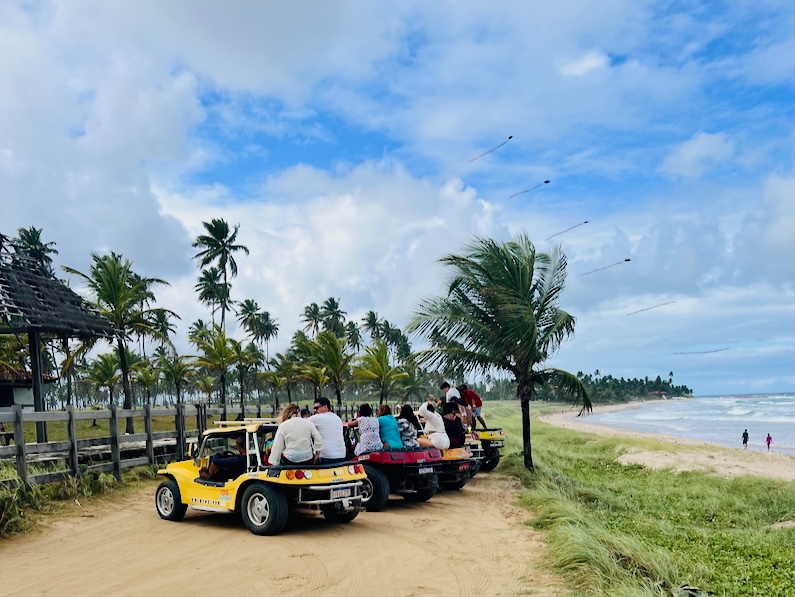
[{"xmin": 487, "ymin": 401, "xmax": 794, "ymax": 597}]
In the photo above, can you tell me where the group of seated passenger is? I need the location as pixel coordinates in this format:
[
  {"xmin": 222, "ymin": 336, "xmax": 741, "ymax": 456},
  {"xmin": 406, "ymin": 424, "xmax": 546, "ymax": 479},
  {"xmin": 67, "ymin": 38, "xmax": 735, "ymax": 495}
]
[{"xmin": 199, "ymin": 395, "xmax": 475, "ymax": 481}]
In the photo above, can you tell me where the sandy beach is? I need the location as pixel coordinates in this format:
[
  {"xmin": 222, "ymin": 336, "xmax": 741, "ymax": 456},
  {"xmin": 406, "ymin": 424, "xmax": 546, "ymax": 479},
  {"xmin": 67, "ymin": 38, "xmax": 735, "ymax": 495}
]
[{"xmin": 540, "ymin": 401, "xmax": 795, "ymax": 482}]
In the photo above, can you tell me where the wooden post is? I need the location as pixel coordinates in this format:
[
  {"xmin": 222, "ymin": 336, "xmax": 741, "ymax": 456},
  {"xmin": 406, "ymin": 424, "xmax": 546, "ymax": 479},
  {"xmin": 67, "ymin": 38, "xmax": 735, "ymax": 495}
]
[
  {"xmin": 67, "ymin": 405, "xmax": 79, "ymax": 478},
  {"xmin": 27, "ymin": 327, "xmax": 47, "ymax": 443},
  {"xmin": 12, "ymin": 405, "xmax": 27, "ymax": 484},
  {"xmin": 175, "ymin": 403, "xmax": 185, "ymax": 461},
  {"xmin": 144, "ymin": 403, "xmax": 154, "ymax": 465},
  {"xmin": 256, "ymin": 403, "xmax": 261, "ymax": 418},
  {"xmin": 109, "ymin": 404, "xmax": 122, "ymax": 481}
]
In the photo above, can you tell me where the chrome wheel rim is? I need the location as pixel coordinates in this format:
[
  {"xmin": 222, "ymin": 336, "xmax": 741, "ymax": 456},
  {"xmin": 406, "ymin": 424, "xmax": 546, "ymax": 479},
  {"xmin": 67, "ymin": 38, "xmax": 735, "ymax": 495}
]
[
  {"xmin": 157, "ymin": 487, "xmax": 175, "ymax": 516},
  {"xmin": 247, "ymin": 493, "xmax": 270, "ymax": 526}
]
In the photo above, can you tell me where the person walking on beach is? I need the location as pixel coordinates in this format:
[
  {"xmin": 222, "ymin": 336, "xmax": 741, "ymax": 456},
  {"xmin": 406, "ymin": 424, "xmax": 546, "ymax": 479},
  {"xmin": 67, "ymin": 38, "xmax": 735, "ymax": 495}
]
[
  {"xmin": 766, "ymin": 433, "xmax": 772, "ymax": 451},
  {"xmin": 742, "ymin": 429, "xmax": 749, "ymax": 449}
]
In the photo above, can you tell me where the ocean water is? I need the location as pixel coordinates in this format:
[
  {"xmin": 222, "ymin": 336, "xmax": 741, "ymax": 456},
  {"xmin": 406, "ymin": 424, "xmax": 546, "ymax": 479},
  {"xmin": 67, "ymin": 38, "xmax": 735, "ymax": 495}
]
[{"xmin": 582, "ymin": 394, "xmax": 795, "ymax": 455}]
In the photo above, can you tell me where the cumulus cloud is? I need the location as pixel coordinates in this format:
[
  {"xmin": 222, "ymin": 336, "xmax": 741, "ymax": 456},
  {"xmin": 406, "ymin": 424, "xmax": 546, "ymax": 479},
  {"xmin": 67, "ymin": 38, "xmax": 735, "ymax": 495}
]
[
  {"xmin": 0, "ymin": 1, "xmax": 792, "ymax": 395},
  {"xmin": 659, "ymin": 132, "xmax": 735, "ymax": 178}
]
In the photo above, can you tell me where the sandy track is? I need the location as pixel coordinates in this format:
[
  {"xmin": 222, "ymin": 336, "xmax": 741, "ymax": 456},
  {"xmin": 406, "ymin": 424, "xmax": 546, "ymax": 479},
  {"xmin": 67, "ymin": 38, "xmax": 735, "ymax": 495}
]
[{"xmin": 1, "ymin": 475, "xmax": 568, "ymax": 597}]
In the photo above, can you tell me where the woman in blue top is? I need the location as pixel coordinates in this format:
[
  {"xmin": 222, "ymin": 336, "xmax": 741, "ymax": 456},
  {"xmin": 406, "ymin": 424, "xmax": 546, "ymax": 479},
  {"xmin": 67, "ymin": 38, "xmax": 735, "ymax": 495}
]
[{"xmin": 377, "ymin": 404, "xmax": 403, "ymax": 450}]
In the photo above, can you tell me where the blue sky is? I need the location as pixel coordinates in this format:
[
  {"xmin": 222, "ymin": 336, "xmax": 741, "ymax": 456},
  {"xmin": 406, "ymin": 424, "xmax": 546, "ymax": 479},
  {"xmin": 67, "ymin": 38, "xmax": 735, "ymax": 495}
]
[{"xmin": 1, "ymin": 0, "xmax": 792, "ymax": 395}]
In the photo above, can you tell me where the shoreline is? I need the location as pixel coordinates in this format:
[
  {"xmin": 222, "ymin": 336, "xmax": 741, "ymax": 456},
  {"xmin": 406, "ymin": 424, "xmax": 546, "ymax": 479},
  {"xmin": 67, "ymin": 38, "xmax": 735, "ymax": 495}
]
[{"xmin": 539, "ymin": 400, "xmax": 795, "ymax": 482}]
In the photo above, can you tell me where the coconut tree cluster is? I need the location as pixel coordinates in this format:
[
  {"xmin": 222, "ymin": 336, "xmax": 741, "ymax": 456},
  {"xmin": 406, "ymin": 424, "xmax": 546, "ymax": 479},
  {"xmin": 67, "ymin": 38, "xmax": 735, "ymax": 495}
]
[{"xmin": 5, "ymin": 225, "xmax": 591, "ymax": 469}]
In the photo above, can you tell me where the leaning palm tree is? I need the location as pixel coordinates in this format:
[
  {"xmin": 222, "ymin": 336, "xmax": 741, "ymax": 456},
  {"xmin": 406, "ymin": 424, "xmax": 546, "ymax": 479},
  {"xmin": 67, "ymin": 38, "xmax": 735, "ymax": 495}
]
[
  {"xmin": 408, "ymin": 234, "xmax": 591, "ymax": 471},
  {"xmin": 352, "ymin": 340, "xmax": 409, "ymax": 405},
  {"xmin": 64, "ymin": 252, "xmax": 172, "ymax": 434},
  {"xmin": 192, "ymin": 219, "xmax": 249, "ymax": 330}
]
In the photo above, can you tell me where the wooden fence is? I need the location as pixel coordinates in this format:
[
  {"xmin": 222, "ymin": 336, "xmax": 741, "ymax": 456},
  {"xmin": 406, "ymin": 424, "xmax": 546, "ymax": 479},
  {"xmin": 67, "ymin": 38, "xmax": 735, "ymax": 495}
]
[{"xmin": 0, "ymin": 402, "xmax": 368, "ymax": 487}]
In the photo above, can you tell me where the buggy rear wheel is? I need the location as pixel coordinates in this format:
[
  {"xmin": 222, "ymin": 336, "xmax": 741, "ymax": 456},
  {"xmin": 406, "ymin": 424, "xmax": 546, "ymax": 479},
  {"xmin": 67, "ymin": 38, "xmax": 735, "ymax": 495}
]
[
  {"xmin": 240, "ymin": 482, "xmax": 289, "ymax": 536},
  {"xmin": 360, "ymin": 465, "xmax": 390, "ymax": 511}
]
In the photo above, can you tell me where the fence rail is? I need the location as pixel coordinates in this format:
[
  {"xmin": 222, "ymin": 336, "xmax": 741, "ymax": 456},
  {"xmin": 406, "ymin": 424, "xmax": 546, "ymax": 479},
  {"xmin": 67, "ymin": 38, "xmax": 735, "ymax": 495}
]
[
  {"xmin": 0, "ymin": 403, "xmax": 280, "ymax": 487},
  {"xmin": 0, "ymin": 402, "xmax": 385, "ymax": 488}
]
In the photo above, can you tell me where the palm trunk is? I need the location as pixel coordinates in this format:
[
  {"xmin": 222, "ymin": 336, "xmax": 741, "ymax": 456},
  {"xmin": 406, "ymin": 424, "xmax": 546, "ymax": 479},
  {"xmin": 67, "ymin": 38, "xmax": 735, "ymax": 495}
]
[
  {"xmin": 517, "ymin": 376, "xmax": 534, "ymax": 471},
  {"xmin": 238, "ymin": 368, "xmax": 245, "ymax": 420},
  {"xmin": 118, "ymin": 337, "xmax": 135, "ymax": 434},
  {"xmin": 335, "ymin": 385, "xmax": 342, "ymax": 409}
]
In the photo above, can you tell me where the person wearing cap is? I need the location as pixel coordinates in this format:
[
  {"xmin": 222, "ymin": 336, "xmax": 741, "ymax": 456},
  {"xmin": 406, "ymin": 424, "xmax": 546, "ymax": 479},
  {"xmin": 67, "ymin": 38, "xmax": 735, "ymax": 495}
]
[{"xmin": 309, "ymin": 396, "xmax": 347, "ymax": 463}]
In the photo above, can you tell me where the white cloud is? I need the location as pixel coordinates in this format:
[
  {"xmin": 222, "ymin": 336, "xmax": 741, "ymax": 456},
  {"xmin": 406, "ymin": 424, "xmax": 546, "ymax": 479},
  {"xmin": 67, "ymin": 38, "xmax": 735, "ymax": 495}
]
[
  {"xmin": 560, "ymin": 51, "xmax": 610, "ymax": 76},
  {"xmin": 0, "ymin": 1, "xmax": 792, "ymax": 396},
  {"xmin": 659, "ymin": 132, "xmax": 735, "ymax": 178}
]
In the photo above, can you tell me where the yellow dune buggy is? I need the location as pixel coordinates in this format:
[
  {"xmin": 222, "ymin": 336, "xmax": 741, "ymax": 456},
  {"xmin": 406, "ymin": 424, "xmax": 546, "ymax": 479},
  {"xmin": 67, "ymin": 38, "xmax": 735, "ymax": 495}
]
[{"xmin": 155, "ymin": 421, "xmax": 366, "ymax": 535}]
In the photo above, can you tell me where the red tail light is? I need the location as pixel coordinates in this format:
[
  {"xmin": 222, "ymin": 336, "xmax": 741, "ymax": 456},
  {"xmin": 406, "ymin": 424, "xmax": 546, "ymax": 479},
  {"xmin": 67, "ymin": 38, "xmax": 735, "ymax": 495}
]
[{"xmin": 295, "ymin": 470, "xmax": 305, "ymax": 479}]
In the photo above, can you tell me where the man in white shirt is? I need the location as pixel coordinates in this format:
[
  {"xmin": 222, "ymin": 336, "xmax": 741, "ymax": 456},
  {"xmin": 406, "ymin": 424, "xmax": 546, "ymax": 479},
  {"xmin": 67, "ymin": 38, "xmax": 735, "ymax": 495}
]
[
  {"xmin": 439, "ymin": 381, "xmax": 461, "ymax": 404},
  {"xmin": 309, "ymin": 396, "xmax": 348, "ymax": 463}
]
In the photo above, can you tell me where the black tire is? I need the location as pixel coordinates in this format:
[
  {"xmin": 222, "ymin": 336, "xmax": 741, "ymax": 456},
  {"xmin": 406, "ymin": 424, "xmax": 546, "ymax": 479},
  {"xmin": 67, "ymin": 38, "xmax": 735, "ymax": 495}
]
[
  {"xmin": 322, "ymin": 504, "xmax": 360, "ymax": 523},
  {"xmin": 402, "ymin": 475, "xmax": 438, "ymax": 503},
  {"xmin": 360, "ymin": 465, "xmax": 390, "ymax": 511},
  {"xmin": 155, "ymin": 479, "xmax": 188, "ymax": 521},
  {"xmin": 240, "ymin": 482, "xmax": 289, "ymax": 536},
  {"xmin": 441, "ymin": 477, "xmax": 468, "ymax": 491},
  {"xmin": 480, "ymin": 450, "xmax": 501, "ymax": 472}
]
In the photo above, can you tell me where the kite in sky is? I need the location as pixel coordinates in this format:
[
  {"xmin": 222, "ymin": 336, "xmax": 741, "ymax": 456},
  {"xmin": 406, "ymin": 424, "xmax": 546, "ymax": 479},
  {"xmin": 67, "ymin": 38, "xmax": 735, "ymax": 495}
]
[
  {"xmin": 626, "ymin": 301, "xmax": 678, "ymax": 316},
  {"xmin": 546, "ymin": 220, "xmax": 588, "ymax": 240},
  {"xmin": 507, "ymin": 180, "xmax": 550, "ymax": 199},
  {"xmin": 580, "ymin": 259, "xmax": 631, "ymax": 276},
  {"xmin": 468, "ymin": 135, "xmax": 513, "ymax": 162},
  {"xmin": 673, "ymin": 348, "xmax": 730, "ymax": 355}
]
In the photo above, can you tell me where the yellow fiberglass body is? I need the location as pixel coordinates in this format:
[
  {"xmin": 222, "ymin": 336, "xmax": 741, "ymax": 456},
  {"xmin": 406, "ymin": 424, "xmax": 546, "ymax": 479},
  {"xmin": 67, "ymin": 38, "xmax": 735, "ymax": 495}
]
[{"xmin": 155, "ymin": 421, "xmax": 366, "ymax": 535}]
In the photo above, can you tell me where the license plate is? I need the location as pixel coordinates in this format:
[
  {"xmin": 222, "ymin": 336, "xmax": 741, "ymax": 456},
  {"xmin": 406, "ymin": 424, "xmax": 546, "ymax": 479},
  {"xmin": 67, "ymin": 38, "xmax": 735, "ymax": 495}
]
[
  {"xmin": 331, "ymin": 488, "xmax": 351, "ymax": 499},
  {"xmin": 459, "ymin": 463, "xmax": 470, "ymax": 470},
  {"xmin": 418, "ymin": 467, "xmax": 433, "ymax": 474}
]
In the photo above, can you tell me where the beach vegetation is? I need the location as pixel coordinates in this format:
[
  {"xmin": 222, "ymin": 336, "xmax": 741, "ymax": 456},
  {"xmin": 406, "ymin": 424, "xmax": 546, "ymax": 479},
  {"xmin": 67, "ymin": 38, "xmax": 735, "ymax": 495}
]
[
  {"xmin": 490, "ymin": 402, "xmax": 794, "ymax": 597},
  {"xmin": 408, "ymin": 234, "xmax": 591, "ymax": 470}
]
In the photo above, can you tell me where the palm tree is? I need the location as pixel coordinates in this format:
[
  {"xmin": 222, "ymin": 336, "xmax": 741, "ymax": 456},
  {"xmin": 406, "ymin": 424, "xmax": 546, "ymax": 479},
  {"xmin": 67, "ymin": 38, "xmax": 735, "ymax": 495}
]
[
  {"xmin": 268, "ymin": 352, "xmax": 299, "ymax": 407},
  {"xmin": 254, "ymin": 312, "xmax": 279, "ymax": 363},
  {"xmin": 407, "ymin": 234, "xmax": 591, "ymax": 471},
  {"xmin": 148, "ymin": 309, "xmax": 178, "ymax": 351},
  {"xmin": 194, "ymin": 267, "xmax": 228, "ymax": 324},
  {"xmin": 299, "ymin": 365, "xmax": 330, "ymax": 400},
  {"xmin": 260, "ymin": 370, "xmax": 287, "ymax": 414},
  {"xmin": 302, "ymin": 303, "xmax": 322, "ymax": 337},
  {"xmin": 320, "ymin": 297, "xmax": 346, "ymax": 337},
  {"xmin": 64, "ymin": 252, "xmax": 170, "ymax": 433},
  {"xmin": 188, "ymin": 319, "xmax": 210, "ymax": 343},
  {"xmin": 194, "ymin": 375, "xmax": 217, "ymax": 405},
  {"xmin": 12, "ymin": 226, "xmax": 59, "ymax": 277},
  {"xmin": 236, "ymin": 299, "xmax": 260, "ymax": 334},
  {"xmin": 352, "ymin": 340, "xmax": 409, "ymax": 404},
  {"xmin": 345, "ymin": 321, "xmax": 362, "ymax": 353},
  {"xmin": 231, "ymin": 340, "xmax": 263, "ymax": 419},
  {"xmin": 85, "ymin": 353, "xmax": 120, "ymax": 406},
  {"xmin": 362, "ymin": 311, "xmax": 381, "ymax": 341},
  {"xmin": 192, "ymin": 219, "xmax": 249, "ymax": 330},
  {"xmin": 191, "ymin": 325, "xmax": 238, "ymax": 412},
  {"xmin": 160, "ymin": 354, "xmax": 193, "ymax": 406},
  {"xmin": 132, "ymin": 361, "xmax": 160, "ymax": 405},
  {"xmin": 294, "ymin": 331, "xmax": 355, "ymax": 408}
]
